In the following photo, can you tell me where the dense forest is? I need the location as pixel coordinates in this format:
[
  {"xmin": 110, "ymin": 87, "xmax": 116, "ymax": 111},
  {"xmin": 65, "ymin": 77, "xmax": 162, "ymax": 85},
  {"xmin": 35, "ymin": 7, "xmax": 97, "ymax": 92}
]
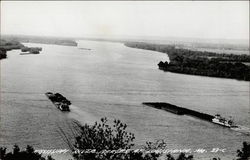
[{"xmin": 125, "ymin": 42, "xmax": 250, "ymax": 81}]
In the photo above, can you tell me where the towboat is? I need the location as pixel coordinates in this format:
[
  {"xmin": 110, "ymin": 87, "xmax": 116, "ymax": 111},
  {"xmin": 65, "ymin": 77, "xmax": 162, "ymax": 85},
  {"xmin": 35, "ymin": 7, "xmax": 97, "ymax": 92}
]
[
  {"xmin": 45, "ymin": 92, "xmax": 71, "ymax": 111},
  {"xmin": 212, "ymin": 114, "xmax": 235, "ymax": 128}
]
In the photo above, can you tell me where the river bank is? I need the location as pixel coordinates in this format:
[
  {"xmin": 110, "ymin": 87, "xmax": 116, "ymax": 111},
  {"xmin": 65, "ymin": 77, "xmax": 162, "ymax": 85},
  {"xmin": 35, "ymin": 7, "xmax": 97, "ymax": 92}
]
[
  {"xmin": 0, "ymin": 35, "xmax": 78, "ymax": 60},
  {"xmin": 2, "ymin": 35, "xmax": 77, "ymax": 47},
  {"xmin": 0, "ymin": 40, "xmax": 24, "ymax": 59},
  {"xmin": 1, "ymin": 40, "xmax": 249, "ymax": 160},
  {"xmin": 124, "ymin": 42, "xmax": 250, "ymax": 81}
]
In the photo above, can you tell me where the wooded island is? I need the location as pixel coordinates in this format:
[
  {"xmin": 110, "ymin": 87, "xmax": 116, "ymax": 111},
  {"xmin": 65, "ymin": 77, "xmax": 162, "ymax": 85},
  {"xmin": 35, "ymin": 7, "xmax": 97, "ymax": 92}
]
[{"xmin": 125, "ymin": 42, "xmax": 250, "ymax": 81}]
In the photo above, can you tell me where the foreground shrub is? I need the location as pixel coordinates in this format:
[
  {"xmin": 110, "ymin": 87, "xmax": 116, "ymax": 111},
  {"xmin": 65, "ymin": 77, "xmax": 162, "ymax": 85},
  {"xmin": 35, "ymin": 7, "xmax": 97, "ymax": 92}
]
[
  {"xmin": 0, "ymin": 145, "xmax": 54, "ymax": 160},
  {"xmin": 72, "ymin": 118, "xmax": 195, "ymax": 160},
  {"xmin": 74, "ymin": 117, "xmax": 135, "ymax": 151},
  {"xmin": 237, "ymin": 141, "xmax": 250, "ymax": 160},
  {"xmin": 73, "ymin": 117, "xmax": 164, "ymax": 160}
]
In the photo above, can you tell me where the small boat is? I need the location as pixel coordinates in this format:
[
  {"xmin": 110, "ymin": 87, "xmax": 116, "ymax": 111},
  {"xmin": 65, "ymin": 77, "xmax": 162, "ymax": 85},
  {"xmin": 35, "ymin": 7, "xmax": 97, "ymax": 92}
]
[
  {"xmin": 45, "ymin": 92, "xmax": 70, "ymax": 111},
  {"xmin": 212, "ymin": 114, "xmax": 236, "ymax": 128}
]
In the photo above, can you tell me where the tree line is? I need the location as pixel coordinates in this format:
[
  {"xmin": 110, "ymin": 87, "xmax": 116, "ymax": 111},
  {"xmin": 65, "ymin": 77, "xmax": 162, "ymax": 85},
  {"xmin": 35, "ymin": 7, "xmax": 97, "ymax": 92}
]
[
  {"xmin": 124, "ymin": 42, "xmax": 250, "ymax": 62},
  {"xmin": 125, "ymin": 42, "xmax": 250, "ymax": 81},
  {"xmin": 1, "ymin": 118, "xmax": 249, "ymax": 160},
  {"xmin": 0, "ymin": 39, "xmax": 24, "ymax": 60},
  {"xmin": 158, "ymin": 56, "xmax": 250, "ymax": 81}
]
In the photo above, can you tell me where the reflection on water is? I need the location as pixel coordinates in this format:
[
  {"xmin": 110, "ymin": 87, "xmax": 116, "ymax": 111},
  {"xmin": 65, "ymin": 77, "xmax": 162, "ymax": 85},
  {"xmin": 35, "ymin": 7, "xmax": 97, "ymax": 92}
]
[{"xmin": 0, "ymin": 40, "xmax": 249, "ymax": 159}]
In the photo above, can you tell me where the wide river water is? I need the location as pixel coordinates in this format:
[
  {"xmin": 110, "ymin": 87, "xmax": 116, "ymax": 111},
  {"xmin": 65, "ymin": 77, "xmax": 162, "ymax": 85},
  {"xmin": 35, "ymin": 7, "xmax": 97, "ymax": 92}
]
[{"xmin": 0, "ymin": 40, "xmax": 249, "ymax": 159}]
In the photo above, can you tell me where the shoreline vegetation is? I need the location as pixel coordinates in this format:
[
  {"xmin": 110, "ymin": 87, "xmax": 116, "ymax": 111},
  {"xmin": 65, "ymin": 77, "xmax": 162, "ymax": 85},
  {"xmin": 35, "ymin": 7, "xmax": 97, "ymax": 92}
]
[
  {"xmin": 0, "ymin": 35, "xmax": 77, "ymax": 60},
  {"xmin": 2, "ymin": 35, "xmax": 78, "ymax": 47},
  {"xmin": 124, "ymin": 42, "xmax": 250, "ymax": 81},
  {"xmin": 1, "ymin": 118, "xmax": 249, "ymax": 160},
  {"xmin": 0, "ymin": 40, "xmax": 24, "ymax": 59},
  {"xmin": 0, "ymin": 39, "xmax": 42, "ymax": 59}
]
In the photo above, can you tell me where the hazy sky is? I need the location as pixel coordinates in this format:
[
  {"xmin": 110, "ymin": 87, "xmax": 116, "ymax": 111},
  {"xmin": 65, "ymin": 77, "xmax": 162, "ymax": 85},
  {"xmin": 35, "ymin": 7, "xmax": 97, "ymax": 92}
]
[{"xmin": 1, "ymin": 1, "xmax": 249, "ymax": 40}]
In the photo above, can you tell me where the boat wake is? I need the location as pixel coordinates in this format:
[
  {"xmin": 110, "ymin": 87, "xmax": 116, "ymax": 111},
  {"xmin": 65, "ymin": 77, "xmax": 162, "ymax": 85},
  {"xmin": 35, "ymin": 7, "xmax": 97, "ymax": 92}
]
[
  {"xmin": 231, "ymin": 125, "xmax": 250, "ymax": 135},
  {"xmin": 67, "ymin": 105, "xmax": 98, "ymax": 125}
]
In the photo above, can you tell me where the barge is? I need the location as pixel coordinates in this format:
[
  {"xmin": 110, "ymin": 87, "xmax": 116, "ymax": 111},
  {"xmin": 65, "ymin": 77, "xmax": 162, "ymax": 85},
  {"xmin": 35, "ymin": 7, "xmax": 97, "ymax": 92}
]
[
  {"xmin": 143, "ymin": 102, "xmax": 237, "ymax": 128},
  {"xmin": 143, "ymin": 102, "xmax": 185, "ymax": 115},
  {"xmin": 45, "ymin": 92, "xmax": 71, "ymax": 111}
]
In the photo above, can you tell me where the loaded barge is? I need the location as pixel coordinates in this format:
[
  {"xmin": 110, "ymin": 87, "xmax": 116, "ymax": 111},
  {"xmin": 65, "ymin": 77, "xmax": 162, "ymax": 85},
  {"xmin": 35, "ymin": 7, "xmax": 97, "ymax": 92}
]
[
  {"xmin": 143, "ymin": 102, "xmax": 185, "ymax": 115},
  {"xmin": 45, "ymin": 92, "xmax": 71, "ymax": 111},
  {"xmin": 143, "ymin": 102, "xmax": 237, "ymax": 128}
]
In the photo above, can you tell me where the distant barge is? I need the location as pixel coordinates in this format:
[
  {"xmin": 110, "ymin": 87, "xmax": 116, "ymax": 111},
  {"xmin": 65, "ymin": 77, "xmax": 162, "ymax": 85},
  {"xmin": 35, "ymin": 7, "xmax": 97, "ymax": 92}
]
[
  {"xmin": 79, "ymin": 47, "xmax": 91, "ymax": 50},
  {"xmin": 45, "ymin": 92, "xmax": 71, "ymax": 111},
  {"xmin": 143, "ymin": 102, "xmax": 237, "ymax": 128}
]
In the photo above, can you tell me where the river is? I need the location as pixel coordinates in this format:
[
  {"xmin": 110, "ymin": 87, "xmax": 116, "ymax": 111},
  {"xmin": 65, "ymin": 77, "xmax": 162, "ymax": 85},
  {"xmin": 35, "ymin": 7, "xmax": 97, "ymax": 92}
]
[{"xmin": 0, "ymin": 40, "xmax": 249, "ymax": 159}]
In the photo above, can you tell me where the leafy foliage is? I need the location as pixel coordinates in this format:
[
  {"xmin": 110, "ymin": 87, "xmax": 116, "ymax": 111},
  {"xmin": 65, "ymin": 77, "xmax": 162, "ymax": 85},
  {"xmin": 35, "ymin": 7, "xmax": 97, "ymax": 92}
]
[
  {"xmin": 1, "ymin": 119, "xmax": 247, "ymax": 160},
  {"xmin": 73, "ymin": 118, "xmax": 195, "ymax": 160},
  {"xmin": 237, "ymin": 141, "xmax": 250, "ymax": 160},
  {"xmin": 73, "ymin": 118, "xmax": 165, "ymax": 160},
  {"xmin": 73, "ymin": 117, "xmax": 135, "ymax": 160},
  {"xmin": 74, "ymin": 117, "xmax": 135, "ymax": 151},
  {"xmin": 165, "ymin": 153, "xmax": 193, "ymax": 160},
  {"xmin": 0, "ymin": 145, "xmax": 54, "ymax": 160},
  {"xmin": 0, "ymin": 50, "xmax": 7, "ymax": 59}
]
